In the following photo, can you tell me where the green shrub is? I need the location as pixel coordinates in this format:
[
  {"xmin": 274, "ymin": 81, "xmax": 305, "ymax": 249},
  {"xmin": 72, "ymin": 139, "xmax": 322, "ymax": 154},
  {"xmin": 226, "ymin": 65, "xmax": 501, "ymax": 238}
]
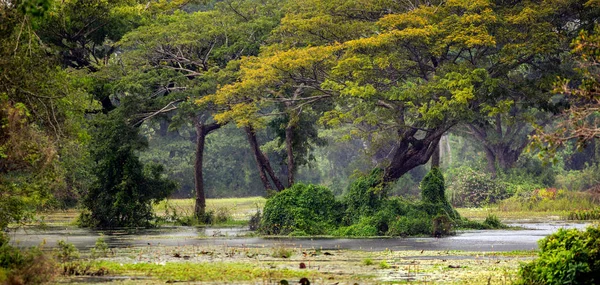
[
  {"xmin": 260, "ymin": 183, "xmax": 342, "ymax": 235},
  {"xmin": 455, "ymin": 214, "xmax": 507, "ymax": 230},
  {"xmin": 432, "ymin": 214, "xmax": 454, "ymax": 236},
  {"xmin": 555, "ymin": 163, "xmax": 600, "ymax": 192},
  {"xmin": 516, "ymin": 225, "xmax": 600, "ymax": 285},
  {"xmin": 447, "ymin": 166, "xmax": 509, "ymax": 207},
  {"xmin": 0, "ymin": 236, "xmax": 56, "ymax": 284},
  {"xmin": 91, "ymin": 237, "xmax": 110, "ymax": 258},
  {"xmin": 54, "ymin": 240, "xmax": 79, "ymax": 263},
  {"xmin": 421, "ymin": 167, "xmax": 446, "ymax": 204},
  {"xmin": 483, "ymin": 214, "xmax": 505, "ymax": 228},
  {"xmin": 388, "ymin": 216, "xmax": 432, "ymax": 236},
  {"xmin": 343, "ymin": 169, "xmax": 386, "ymax": 224},
  {"xmin": 334, "ymin": 217, "xmax": 379, "ymax": 237}
]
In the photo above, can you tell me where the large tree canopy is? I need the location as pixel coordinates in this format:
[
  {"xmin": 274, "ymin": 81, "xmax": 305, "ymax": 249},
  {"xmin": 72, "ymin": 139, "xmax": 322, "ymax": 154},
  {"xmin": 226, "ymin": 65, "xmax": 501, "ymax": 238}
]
[{"xmin": 204, "ymin": 0, "xmax": 582, "ymax": 183}]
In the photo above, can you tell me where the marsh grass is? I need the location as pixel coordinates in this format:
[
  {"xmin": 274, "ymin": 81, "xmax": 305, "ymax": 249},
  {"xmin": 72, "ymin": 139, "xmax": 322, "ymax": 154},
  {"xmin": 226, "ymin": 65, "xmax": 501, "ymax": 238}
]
[
  {"xmin": 154, "ymin": 197, "xmax": 266, "ymax": 226},
  {"xmin": 64, "ymin": 260, "xmax": 319, "ymax": 282},
  {"xmin": 497, "ymin": 193, "xmax": 598, "ymax": 212}
]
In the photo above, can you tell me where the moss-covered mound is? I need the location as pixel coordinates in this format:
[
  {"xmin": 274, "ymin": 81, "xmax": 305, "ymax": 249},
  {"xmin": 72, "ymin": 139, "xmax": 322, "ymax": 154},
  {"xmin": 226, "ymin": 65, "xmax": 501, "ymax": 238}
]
[
  {"xmin": 260, "ymin": 168, "xmax": 497, "ymax": 237},
  {"xmin": 259, "ymin": 183, "xmax": 343, "ymax": 235}
]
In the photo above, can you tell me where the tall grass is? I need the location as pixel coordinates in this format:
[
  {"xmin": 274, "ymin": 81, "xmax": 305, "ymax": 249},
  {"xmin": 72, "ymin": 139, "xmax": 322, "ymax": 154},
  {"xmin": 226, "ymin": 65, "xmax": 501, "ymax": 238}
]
[{"xmin": 497, "ymin": 190, "xmax": 598, "ymax": 212}]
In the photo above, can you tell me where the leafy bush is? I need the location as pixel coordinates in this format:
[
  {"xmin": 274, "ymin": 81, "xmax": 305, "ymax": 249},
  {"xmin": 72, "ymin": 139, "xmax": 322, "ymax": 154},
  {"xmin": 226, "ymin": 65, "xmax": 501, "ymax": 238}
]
[
  {"xmin": 91, "ymin": 238, "xmax": 110, "ymax": 258},
  {"xmin": 517, "ymin": 225, "xmax": 600, "ymax": 285},
  {"xmin": 343, "ymin": 168, "xmax": 386, "ymax": 224},
  {"xmin": 421, "ymin": 167, "xmax": 446, "ymax": 204},
  {"xmin": 555, "ymin": 163, "xmax": 600, "ymax": 192},
  {"xmin": 334, "ymin": 217, "xmax": 379, "ymax": 237},
  {"xmin": 54, "ymin": 240, "xmax": 79, "ymax": 263},
  {"xmin": 0, "ymin": 234, "xmax": 56, "ymax": 284},
  {"xmin": 260, "ymin": 183, "xmax": 342, "ymax": 235},
  {"xmin": 447, "ymin": 166, "xmax": 508, "ymax": 207},
  {"xmin": 259, "ymin": 169, "xmax": 469, "ymax": 237},
  {"xmin": 388, "ymin": 216, "xmax": 432, "ymax": 236}
]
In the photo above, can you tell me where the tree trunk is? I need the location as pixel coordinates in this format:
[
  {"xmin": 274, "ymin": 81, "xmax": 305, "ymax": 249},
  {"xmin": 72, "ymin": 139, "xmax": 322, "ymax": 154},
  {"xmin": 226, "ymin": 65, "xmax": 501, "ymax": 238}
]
[
  {"xmin": 244, "ymin": 126, "xmax": 285, "ymax": 192},
  {"xmin": 484, "ymin": 147, "xmax": 497, "ymax": 178},
  {"xmin": 431, "ymin": 142, "xmax": 440, "ymax": 168},
  {"xmin": 285, "ymin": 125, "xmax": 295, "ymax": 187},
  {"xmin": 193, "ymin": 121, "xmax": 221, "ymax": 219},
  {"xmin": 383, "ymin": 127, "xmax": 446, "ymax": 183},
  {"xmin": 245, "ymin": 127, "xmax": 272, "ymax": 192}
]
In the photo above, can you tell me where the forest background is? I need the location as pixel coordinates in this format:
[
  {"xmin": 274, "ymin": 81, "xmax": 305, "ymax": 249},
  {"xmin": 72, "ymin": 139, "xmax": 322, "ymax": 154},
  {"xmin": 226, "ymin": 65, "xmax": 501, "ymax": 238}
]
[{"xmin": 2, "ymin": 0, "xmax": 600, "ymax": 229}]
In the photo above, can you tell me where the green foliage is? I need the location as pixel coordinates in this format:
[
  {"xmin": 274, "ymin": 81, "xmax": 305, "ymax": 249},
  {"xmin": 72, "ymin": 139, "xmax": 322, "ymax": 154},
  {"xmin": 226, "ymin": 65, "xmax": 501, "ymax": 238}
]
[
  {"xmin": 91, "ymin": 237, "xmax": 110, "ymax": 258},
  {"xmin": 388, "ymin": 216, "xmax": 432, "ymax": 237},
  {"xmin": 334, "ymin": 217, "xmax": 379, "ymax": 237},
  {"xmin": 420, "ymin": 168, "xmax": 458, "ymax": 220},
  {"xmin": 0, "ymin": 243, "xmax": 56, "ymax": 284},
  {"xmin": 498, "ymin": 189, "xmax": 598, "ymax": 212},
  {"xmin": 555, "ymin": 163, "xmax": 600, "ymax": 192},
  {"xmin": 421, "ymin": 167, "xmax": 447, "ymax": 204},
  {"xmin": 343, "ymin": 168, "xmax": 386, "ymax": 224},
  {"xmin": 54, "ymin": 240, "xmax": 80, "ymax": 263},
  {"xmin": 258, "ymin": 169, "xmax": 467, "ymax": 237},
  {"xmin": 447, "ymin": 166, "xmax": 509, "ymax": 207},
  {"xmin": 80, "ymin": 107, "xmax": 176, "ymax": 228},
  {"xmin": 260, "ymin": 183, "xmax": 342, "ymax": 235},
  {"xmin": 379, "ymin": 260, "xmax": 390, "ymax": 269},
  {"xmin": 517, "ymin": 225, "xmax": 600, "ymax": 285},
  {"xmin": 568, "ymin": 208, "xmax": 600, "ymax": 221}
]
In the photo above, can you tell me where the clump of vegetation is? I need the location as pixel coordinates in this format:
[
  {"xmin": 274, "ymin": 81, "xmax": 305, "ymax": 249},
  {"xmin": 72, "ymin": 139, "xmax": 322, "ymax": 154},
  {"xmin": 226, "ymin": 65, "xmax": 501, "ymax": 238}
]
[
  {"xmin": 516, "ymin": 225, "xmax": 600, "ymax": 285},
  {"xmin": 343, "ymin": 168, "xmax": 386, "ymax": 224},
  {"xmin": 447, "ymin": 167, "xmax": 509, "ymax": 207},
  {"xmin": 54, "ymin": 240, "xmax": 80, "ymax": 263},
  {"xmin": 0, "ymin": 233, "xmax": 57, "ymax": 284},
  {"xmin": 362, "ymin": 258, "xmax": 374, "ymax": 266},
  {"xmin": 567, "ymin": 208, "xmax": 600, "ymax": 220},
  {"xmin": 271, "ymin": 246, "xmax": 293, "ymax": 258},
  {"xmin": 260, "ymin": 168, "xmax": 483, "ymax": 237},
  {"xmin": 91, "ymin": 237, "xmax": 110, "ymax": 258},
  {"xmin": 379, "ymin": 260, "xmax": 391, "ymax": 269},
  {"xmin": 260, "ymin": 183, "xmax": 343, "ymax": 235},
  {"xmin": 498, "ymin": 189, "xmax": 597, "ymax": 212}
]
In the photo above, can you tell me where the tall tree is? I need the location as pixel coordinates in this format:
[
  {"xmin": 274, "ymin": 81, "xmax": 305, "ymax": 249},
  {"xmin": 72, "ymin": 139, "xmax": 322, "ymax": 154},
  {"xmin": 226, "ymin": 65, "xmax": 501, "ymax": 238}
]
[
  {"xmin": 210, "ymin": 0, "xmax": 597, "ymax": 184},
  {"xmin": 80, "ymin": 101, "xmax": 176, "ymax": 228},
  {"xmin": 116, "ymin": 0, "xmax": 282, "ymax": 218}
]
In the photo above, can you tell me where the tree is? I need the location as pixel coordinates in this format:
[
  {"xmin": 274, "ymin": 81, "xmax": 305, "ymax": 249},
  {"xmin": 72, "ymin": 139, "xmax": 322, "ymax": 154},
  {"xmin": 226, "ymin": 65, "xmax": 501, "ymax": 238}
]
[
  {"xmin": 79, "ymin": 102, "xmax": 176, "ymax": 228},
  {"xmin": 116, "ymin": 0, "xmax": 282, "ymax": 218},
  {"xmin": 1, "ymin": 0, "xmax": 98, "ymax": 226},
  {"xmin": 211, "ymin": 0, "xmax": 596, "ymax": 184}
]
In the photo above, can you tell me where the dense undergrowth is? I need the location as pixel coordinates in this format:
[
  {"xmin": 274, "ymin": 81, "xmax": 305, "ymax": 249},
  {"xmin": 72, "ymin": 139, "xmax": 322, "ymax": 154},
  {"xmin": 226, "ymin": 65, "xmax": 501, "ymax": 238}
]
[
  {"xmin": 0, "ymin": 233, "xmax": 57, "ymax": 284},
  {"xmin": 260, "ymin": 168, "xmax": 501, "ymax": 237},
  {"xmin": 517, "ymin": 225, "xmax": 600, "ymax": 285}
]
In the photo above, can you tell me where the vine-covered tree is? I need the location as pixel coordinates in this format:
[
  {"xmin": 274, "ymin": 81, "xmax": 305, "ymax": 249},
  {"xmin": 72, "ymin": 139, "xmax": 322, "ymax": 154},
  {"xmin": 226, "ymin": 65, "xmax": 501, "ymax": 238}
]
[{"xmin": 79, "ymin": 101, "xmax": 176, "ymax": 228}]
